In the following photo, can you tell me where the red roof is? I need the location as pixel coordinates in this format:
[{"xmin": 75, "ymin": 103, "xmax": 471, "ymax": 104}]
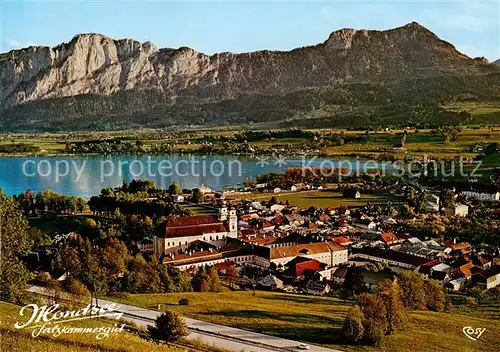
[
  {"xmin": 334, "ymin": 236, "xmax": 352, "ymax": 245},
  {"xmin": 163, "ymin": 215, "xmax": 226, "ymax": 238},
  {"xmin": 285, "ymin": 257, "xmax": 325, "ymax": 278},
  {"xmin": 381, "ymin": 232, "xmax": 398, "ymax": 244}
]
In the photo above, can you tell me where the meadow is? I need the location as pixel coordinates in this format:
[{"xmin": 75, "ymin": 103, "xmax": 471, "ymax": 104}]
[
  {"xmin": 109, "ymin": 291, "xmax": 500, "ymax": 352},
  {"xmin": 226, "ymin": 190, "xmax": 399, "ymax": 208},
  {"xmin": 0, "ymin": 301, "xmax": 187, "ymax": 352}
]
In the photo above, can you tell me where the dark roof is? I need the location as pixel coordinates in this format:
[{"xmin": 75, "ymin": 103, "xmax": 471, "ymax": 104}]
[
  {"xmin": 354, "ymin": 247, "xmax": 428, "ymax": 267},
  {"xmin": 430, "ymin": 270, "xmax": 448, "ymax": 281},
  {"xmin": 161, "ymin": 215, "xmax": 227, "ymax": 238},
  {"xmin": 376, "ymin": 250, "xmax": 429, "ymax": 267}
]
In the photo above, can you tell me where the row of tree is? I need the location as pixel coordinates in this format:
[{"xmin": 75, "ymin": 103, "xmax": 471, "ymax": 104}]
[{"xmin": 343, "ymin": 271, "xmax": 448, "ymax": 346}]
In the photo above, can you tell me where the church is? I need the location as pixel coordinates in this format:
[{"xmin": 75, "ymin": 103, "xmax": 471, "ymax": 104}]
[{"xmin": 153, "ymin": 207, "xmax": 238, "ymax": 258}]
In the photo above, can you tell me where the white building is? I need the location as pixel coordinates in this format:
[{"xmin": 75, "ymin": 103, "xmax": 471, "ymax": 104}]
[
  {"xmin": 461, "ymin": 191, "xmax": 500, "ymax": 202},
  {"xmin": 444, "ymin": 204, "xmax": 469, "ymax": 217},
  {"xmin": 262, "ymin": 242, "xmax": 348, "ymax": 268},
  {"xmin": 153, "ymin": 207, "xmax": 238, "ymax": 257}
]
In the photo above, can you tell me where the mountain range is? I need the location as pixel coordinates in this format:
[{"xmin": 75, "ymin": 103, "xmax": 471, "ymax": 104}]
[{"xmin": 1, "ymin": 22, "xmax": 499, "ymax": 131}]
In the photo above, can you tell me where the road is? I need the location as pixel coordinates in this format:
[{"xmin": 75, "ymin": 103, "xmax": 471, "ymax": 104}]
[
  {"xmin": 98, "ymin": 298, "xmax": 342, "ymax": 352},
  {"xmin": 28, "ymin": 286, "xmax": 341, "ymax": 352}
]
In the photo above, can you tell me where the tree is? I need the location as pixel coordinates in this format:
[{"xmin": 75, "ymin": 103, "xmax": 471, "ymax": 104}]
[
  {"xmin": 440, "ymin": 189, "xmax": 455, "ymax": 209},
  {"xmin": 168, "ymin": 182, "xmax": 182, "ymax": 196},
  {"xmin": 101, "ymin": 238, "xmax": 129, "ymax": 277},
  {"xmin": 65, "ymin": 278, "xmax": 91, "ymax": 306},
  {"xmin": 192, "ymin": 188, "xmax": 203, "ymax": 203},
  {"xmin": 267, "ymin": 196, "xmax": 278, "ymax": 206},
  {"xmin": 380, "ymin": 279, "xmax": 408, "ymax": 334},
  {"xmin": 226, "ymin": 266, "xmax": 239, "ymax": 288},
  {"xmin": 192, "ymin": 266, "xmax": 210, "ymax": 292},
  {"xmin": 425, "ymin": 279, "xmax": 446, "ymax": 312},
  {"xmin": 147, "ymin": 311, "xmax": 189, "ymax": 343},
  {"xmin": 0, "ymin": 189, "xmax": 32, "ymax": 303},
  {"xmin": 342, "ymin": 305, "xmax": 365, "ymax": 343},
  {"xmin": 357, "ymin": 293, "xmax": 388, "ymax": 333},
  {"xmin": 399, "ymin": 271, "xmax": 426, "ymax": 310},
  {"xmin": 207, "ymin": 266, "xmax": 222, "ymax": 292}
]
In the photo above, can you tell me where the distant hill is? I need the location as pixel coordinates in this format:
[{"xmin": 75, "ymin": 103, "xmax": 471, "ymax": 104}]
[{"xmin": 1, "ymin": 22, "xmax": 499, "ymax": 131}]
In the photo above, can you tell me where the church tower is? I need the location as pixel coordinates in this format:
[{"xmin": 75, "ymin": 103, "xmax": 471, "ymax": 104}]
[{"xmin": 228, "ymin": 209, "xmax": 238, "ymax": 235}]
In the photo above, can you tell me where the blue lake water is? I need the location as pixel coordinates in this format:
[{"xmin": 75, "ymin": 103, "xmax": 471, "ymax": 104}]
[{"xmin": 0, "ymin": 154, "xmax": 385, "ymax": 198}]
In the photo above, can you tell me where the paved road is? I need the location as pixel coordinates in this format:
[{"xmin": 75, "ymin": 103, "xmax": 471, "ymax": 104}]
[
  {"xmin": 98, "ymin": 298, "xmax": 341, "ymax": 352},
  {"xmin": 28, "ymin": 286, "xmax": 341, "ymax": 352}
]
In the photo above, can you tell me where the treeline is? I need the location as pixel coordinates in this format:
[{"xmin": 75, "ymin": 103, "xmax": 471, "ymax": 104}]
[
  {"xmin": 252, "ymin": 167, "xmax": 378, "ymax": 189},
  {"xmin": 0, "ymin": 143, "xmax": 40, "ymax": 153},
  {"xmin": 65, "ymin": 139, "xmax": 145, "ymax": 154},
  {"xmin": 343, "ymin": 271, "xmax": 448, "ymax": 346},
  {"xmin": 52, "ymin": 234, "xmax": 227, "ymax": 296},
  {"xmin": 13, "ymin": 189, "xmax": 88, "ymax": 215},
  {"xmin": 88, "ymin": 180, "xmax": 189, "ymax": 219}
]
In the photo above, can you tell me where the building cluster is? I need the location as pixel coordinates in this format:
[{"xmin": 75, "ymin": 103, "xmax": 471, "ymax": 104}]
[{"xmin": 139, "ymin": 195, "xmax": 499, "ymax": 295}]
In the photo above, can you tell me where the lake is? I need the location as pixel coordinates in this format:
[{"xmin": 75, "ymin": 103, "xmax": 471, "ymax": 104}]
[{"xmin": 0, "ymin": 154, "xmax": 386, "ymax": 198}]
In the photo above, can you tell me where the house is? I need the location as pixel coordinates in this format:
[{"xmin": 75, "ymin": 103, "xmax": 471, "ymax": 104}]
[
  {"xmin": 137, "ymin": 239, "xmax": 154, "ymax": 254},
  {"xmin": 171, "ymin": 194, "xmax": 185, "ymax": 203},
  {"xmin": 153, "ymin": 207, "xmax": 238, "ymax": 257},
  {"xmin": 444, "ymin": 242, "xmax": 472, "ymax": 255},
  {"xmin": 304, "ymin": 279, "xmax": 331, "ymax": 296},
  {"xmin": 446, "ymin": 277, "xmax": 466, "ymax": 292},
  {"xmin": 333, "ymin": 265, "xmax": 349, "ymax": 285},
  {"xmin": 270, "ymin": 204, "xmax": 285, "ymax": 213},
  {"xmin": 250, "ymin": 201, "xmax": 264, "ymax": 210},
  {"xmin": 343, "ymin": 189, "xmax": 361, "ymax": 199},
  {"xmin": 461, "ymin": 191, "xmax": 500, "ymax": 202},
  {"xmin": 273, "ymin": 187, "xmax": 282, "ymax": 193},
  {"xmin": 263, "ymin": 241, "xmax": 348, "ymax": 268},
  {"xmin": 355, "ymin": 218, "xmax": 377, "ymax": 231},
  {"xmin": 258, "ymin": 274, "xmax": 284, "ymax": 291},
  {"xmin": 333, "ymin": 236, "xmax": 353, "ymax": 247},
  {"xmin": 198, "ymin": 185, "xmax": 213, "ymax": 194},
  {"xmin": 456, "ymin": 262, "xmax": 475, "ymax": 279},
  {"xmin": 471, "ymin": 268, "xmax": 500, "ymax": 289},
  {"xmin": 425, "ymin": 195, "xmax": 440, "ymax": 213},
  {"xmin": 291, "ymin": 183, "xmax": 308, "ymax": 192},
  {"xmin": 282, "ymin": 257, "xmax": 327, "ymax": 280},
  {"xmin": 380, "ymin": 232, "xmax": 400, "ymax": 247},
  {"xmin": 284, "ymin": 213, "xmax": 305, "ymax": 226},
  {"xmin": 351, "ymin": 248, "xmax": 429, "ymax": 269},
  {"xmin": 444, "ymin": 204, "xmax": 469, "ymax": 217}
]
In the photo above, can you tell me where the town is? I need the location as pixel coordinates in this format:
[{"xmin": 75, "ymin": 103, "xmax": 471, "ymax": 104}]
[{"xmin": 3, "ymin": 165, "xmax": 499, "ymax": 351}]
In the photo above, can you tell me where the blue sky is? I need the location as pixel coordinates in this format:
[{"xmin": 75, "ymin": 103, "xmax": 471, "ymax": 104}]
[{"xmin": 1, "ymin": 0, "xmax": 499, "ymax": 61}]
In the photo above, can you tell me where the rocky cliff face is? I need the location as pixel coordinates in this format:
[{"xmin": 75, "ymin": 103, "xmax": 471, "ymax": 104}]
[{"xmin": 0, "ymin": 22, "xmax": 498, "ymax": 130}]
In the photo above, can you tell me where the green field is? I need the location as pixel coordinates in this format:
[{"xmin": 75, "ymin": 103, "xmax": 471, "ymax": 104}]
[
  {"xmin": 180, "ymin": 203, "xmax": 218, "ymax": 216},
  {"xmin": 109, "ymin": 291, "xmax": 500, "ymax": 352},
  {"xmin": 0, "ymin": 301, "xmax": 185, "ymax": 352},
  {"xmin": 228, "ymin": 190, "xmax": 399, "ymax": 208},
  {"xmin": 2, "ymin": 126, "xmax": 500, "ymax": 161}
]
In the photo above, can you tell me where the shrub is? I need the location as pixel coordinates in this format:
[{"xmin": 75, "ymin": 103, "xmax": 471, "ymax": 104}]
[
  {"xmin": 342, "ymin": 305, "xmax": 365, "ymax": 343},
  {"xmin": 147, "ymin": 311, "xmax": 189, "ymax": 343}
]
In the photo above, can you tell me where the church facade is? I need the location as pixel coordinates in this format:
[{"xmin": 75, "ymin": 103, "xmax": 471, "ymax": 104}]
[{"xmin": 153, "ymin": 207, "xmax": 238, "ymax": 258}]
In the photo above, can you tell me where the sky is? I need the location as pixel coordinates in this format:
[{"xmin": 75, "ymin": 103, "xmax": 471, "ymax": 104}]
[{"xmin": 1, "ymin": 0, "xmax": 499, "ymax": 61}]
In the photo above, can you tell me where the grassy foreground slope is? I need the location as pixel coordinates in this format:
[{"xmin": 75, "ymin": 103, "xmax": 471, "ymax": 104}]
[
  {"xmin": 110, "ymin": 291, "xmax": 500, "ymax": 352},
  {"xmin": 0, "ymin": 301, "xmax": 183, "ymax": 352}
]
